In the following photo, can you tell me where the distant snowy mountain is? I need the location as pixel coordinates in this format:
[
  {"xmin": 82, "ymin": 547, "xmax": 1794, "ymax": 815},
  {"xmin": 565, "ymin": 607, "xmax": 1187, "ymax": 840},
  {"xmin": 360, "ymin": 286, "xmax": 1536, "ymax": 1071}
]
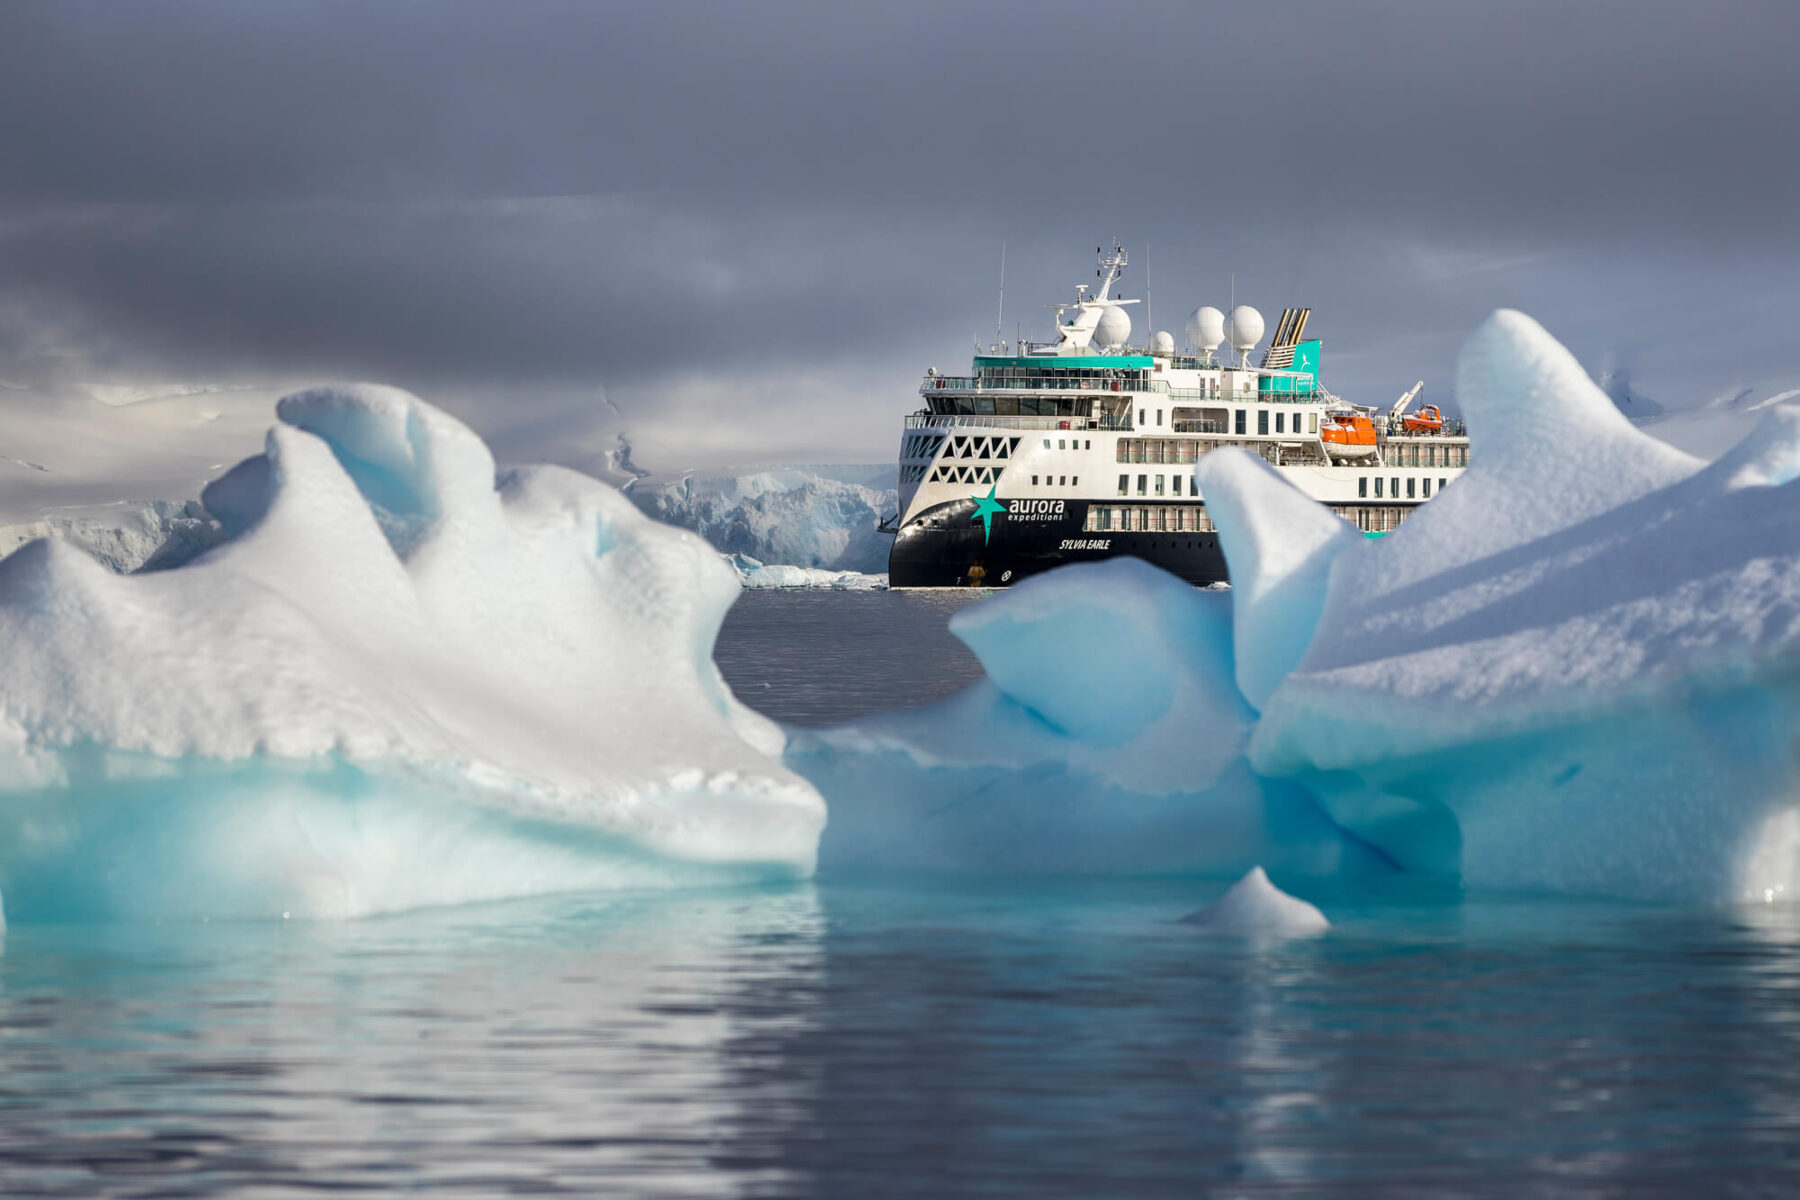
[
  {"xmin": 630, "ymin": 467, "xmax": 895, "ymax": 573},
  {"xmin": 0, "ymin": 499, "xmax": 223, "ymax": 573}
]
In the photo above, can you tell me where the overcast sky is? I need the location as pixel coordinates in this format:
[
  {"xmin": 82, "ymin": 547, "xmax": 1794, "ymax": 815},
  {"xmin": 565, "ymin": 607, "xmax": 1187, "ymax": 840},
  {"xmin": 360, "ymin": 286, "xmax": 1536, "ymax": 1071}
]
[{"xmin": 4, "ymin": 0, "xmax": 1798, "ymax": 475}]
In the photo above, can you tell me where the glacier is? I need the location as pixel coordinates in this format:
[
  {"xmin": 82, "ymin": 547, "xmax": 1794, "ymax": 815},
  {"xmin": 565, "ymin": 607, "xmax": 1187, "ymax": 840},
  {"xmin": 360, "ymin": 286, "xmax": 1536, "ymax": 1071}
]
[
  {"xmin": 0, "ymin": 384, "xmax": 824, "ymax": 921},
  {"xmin": 795, "ymin": 310, "xmax": 1800, "ymax": 906},
  {"xmin": 630, "ymin": 467, "xmax": 895, "ymax": 574}
]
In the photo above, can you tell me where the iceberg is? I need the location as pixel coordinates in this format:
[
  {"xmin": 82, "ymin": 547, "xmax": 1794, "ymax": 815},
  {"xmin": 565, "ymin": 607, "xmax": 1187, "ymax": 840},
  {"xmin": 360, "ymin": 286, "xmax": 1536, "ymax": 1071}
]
[
  {"xmin": 1234, "ymin": 311, "xmax": 1800, "ymax": 905},
  {"xmin": 1179, "ymin": 866, "xmax": 1330, "ymax": 936},
  {"xmin": 790, "ymin": 558, "xmax": 1386, "ymax": 881},
  {"xmin": 728, "ymin": 554, "xmax": 887, "ymax": 591},
  {"xmin": 793, "ymin": 310, "xmax": 1800, "ymax": 906},
  {"xmin": 0, "ymin": 385, "xmax": 824, "ymax": 921}
]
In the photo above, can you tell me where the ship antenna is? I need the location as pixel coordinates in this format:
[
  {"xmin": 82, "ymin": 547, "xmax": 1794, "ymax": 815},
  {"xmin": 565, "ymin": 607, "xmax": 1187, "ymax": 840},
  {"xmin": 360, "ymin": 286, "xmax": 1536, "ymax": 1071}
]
[
  {"xmin": 995, "ymin": 242, "xmax": 1006, "ymax": 353},
  {"xmin": 1145, "ymin": 240, "xmax": 1152, "ymax": 348}
]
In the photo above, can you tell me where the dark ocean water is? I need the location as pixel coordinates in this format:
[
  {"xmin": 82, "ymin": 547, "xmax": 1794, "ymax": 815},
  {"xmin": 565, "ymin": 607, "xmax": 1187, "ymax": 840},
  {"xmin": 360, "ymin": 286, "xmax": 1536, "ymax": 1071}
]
[{"xmin": 2, "ymin": 590, "xmax": 1798, "ymax": 1197}]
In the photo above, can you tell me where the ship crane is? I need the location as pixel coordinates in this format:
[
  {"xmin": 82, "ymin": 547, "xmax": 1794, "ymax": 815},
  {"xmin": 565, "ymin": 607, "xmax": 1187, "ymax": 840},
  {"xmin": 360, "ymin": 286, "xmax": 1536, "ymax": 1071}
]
[{"xmin": 1389, "ymin": 381, "xmax": 1425, "ymax": 421}]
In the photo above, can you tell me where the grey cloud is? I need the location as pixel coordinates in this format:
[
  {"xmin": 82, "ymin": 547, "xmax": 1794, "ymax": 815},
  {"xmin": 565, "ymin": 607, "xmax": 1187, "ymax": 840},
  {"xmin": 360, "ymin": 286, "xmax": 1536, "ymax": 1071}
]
[{"xmin": 2, "ymin": 0, "xmax": 1798, "ymax": 473}]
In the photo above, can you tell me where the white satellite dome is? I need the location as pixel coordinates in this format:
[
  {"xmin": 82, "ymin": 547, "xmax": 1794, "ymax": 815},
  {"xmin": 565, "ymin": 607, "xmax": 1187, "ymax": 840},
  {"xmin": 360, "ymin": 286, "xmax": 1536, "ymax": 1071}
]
[
  {"xmin": 1186, "ymin": 305, "xmax": 1226, "ymax": 352},
  {"xmin": 1095, "ymin": 305, "xmax": 1133, "ymax": 351},
  {"xmin": 1226, "ymin": 305, "xmax": 1264, "ymax": 352},
  {"xmin": 1152, "ymin": 330, "xmax": 1175, "ymax": 354}
]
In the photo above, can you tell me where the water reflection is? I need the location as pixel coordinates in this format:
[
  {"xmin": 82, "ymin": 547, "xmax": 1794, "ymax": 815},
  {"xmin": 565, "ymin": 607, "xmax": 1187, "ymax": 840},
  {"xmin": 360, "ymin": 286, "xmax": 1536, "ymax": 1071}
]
[{"xmin": 0, "ymin": 883, "xmax": 1797, "ymax": 1196}]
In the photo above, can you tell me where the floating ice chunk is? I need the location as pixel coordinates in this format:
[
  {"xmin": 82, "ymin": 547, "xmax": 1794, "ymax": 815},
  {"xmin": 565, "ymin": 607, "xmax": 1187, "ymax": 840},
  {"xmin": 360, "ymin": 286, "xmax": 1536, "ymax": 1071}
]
[
  {"xmin": 1194, "ymin": 449, "xmax": 1360, "ymax": 710},
  {"xmin": 791, "ymin": 560, "xmax": 1385, "ymax": 879},
  {"xmin": 0, "ymin": 385, "xmax": 824, "ymax": 921},
  {"xmin": 729, "ymin": 554, "xmax": 887, "ymax": 590},
  {"xmin": 1243, "ymin": 311, "xmax": 1800, "ymax": 902},
  {"xmin": 1179, "ymin": 866, "xmax": 1329, "ymax": 936}
]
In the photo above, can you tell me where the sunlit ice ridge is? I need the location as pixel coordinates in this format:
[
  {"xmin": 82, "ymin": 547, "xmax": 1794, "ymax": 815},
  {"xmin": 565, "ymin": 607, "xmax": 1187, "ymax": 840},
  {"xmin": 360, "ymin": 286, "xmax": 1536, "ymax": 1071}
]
[
  {"xmin": 0, "ymin": 385, "xmax": 824, "ymax": 923},
  {"xmin": 2, "ymin": 310, "xmax": 1799, "ymax": 923}
]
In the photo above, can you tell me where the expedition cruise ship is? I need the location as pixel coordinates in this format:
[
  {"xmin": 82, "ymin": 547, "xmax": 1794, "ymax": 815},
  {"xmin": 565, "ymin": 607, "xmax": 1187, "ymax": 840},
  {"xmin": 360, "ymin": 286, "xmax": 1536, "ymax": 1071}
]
[{"xmin": 886, "ymin": 243, "xmax": 1470, "ymax": 588}]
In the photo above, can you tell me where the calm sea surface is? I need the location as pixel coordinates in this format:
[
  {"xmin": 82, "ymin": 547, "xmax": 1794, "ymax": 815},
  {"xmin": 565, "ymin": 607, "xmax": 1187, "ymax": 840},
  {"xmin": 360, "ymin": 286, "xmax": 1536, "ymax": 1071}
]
[{"xmin": 3, "ymin": 590, "xmax": 1798, "ymax": 1197}]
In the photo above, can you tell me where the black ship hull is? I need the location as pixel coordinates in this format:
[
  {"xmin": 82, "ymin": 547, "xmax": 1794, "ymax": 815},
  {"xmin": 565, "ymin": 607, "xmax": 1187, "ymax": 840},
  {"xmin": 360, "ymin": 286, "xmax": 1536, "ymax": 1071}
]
[{"xmin": 888, "ymin": 498, "xmax": 1228, "ymax": 588}]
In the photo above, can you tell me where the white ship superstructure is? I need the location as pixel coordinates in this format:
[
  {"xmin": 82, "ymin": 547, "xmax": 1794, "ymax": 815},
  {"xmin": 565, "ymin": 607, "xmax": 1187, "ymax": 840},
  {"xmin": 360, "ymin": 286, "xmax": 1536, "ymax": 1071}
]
[{"xmin": 888, "ymin": 243, "xmax": 1470, "ymax": 587}]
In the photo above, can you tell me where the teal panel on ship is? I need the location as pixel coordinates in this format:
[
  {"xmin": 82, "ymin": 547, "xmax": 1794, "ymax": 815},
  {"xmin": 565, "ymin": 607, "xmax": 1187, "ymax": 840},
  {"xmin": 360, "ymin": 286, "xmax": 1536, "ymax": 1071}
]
[{"xmin": 1259, "ymin": 339, "xmax": 1320, "ymax": 395}]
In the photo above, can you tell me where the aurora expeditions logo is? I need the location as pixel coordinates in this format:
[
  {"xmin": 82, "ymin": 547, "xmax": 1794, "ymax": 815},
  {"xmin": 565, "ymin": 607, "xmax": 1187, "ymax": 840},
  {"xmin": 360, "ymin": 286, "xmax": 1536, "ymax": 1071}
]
[{"xmin": 969, "ymin": 486, "xmax": 1064, "ymax": 544}]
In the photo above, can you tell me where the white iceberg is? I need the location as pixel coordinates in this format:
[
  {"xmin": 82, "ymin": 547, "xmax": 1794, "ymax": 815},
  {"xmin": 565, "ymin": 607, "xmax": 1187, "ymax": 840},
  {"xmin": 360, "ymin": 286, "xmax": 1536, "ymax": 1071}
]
[
  {"xmin": 0, "ymin": 384, "xmax": 824, "ymax": 921},
  {"xmin": 728, "ymin": 554, "xmax": 887, "ymax": 591},
  {"xmin": 1179, "ymin": 866, "xmax": 1330, "ymax": 937},
  {"xmin": 1215, "ymin": 311, "xmax": 1800, "ymax": 905}
]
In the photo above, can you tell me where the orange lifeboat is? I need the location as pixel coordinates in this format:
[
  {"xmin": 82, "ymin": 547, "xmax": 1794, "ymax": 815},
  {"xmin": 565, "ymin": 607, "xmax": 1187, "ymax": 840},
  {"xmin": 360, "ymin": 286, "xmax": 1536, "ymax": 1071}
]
[
  {"xmin": 1320, "ymin": 412, "xmax": 1378, "ymax": 460},
  {"xmin": 1402, "ymin": 404, "xmax": 1444, "ymax": 434}
]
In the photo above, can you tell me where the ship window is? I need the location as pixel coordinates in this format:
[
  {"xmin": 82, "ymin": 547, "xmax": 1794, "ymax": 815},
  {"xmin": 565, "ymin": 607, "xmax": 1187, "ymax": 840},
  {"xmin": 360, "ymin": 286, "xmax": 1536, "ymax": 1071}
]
[
  {"xmin": 1156, "ymin": 409, "xmax": 1163, "ymax": 426},
  {"xmin": 1423, "ymin": 478, "xmax": 1432, "ymax": 497},
  {"xmin": 1043, "ymin": 439, "xmax": 1051, "ymax": 449},
  {"xmin": 1031, "ymin": 475, "xmax": 1038, "ymax": 486},
  {"xmin": 1137, "ymin": 474, "xmax": 1147, "ymax": 496},
  {"xmin": 1257, "ymin": 410, "xmax": 1269, "ymax": 436},
  {"xmin": 1407, "ymin": 477, "xmax": 1416, "ymax": 499},
  {"xmin": 1085, "ymin": 440, "xmax": 1091, "ymax": 449},
  {"xmin": 1191, "ymin": 477, "xmax": 1200, "ymax": 497},
  {"xmin": 1059, "ymin": 476, "xmax": 1066, "ymax": 486},
  {"xmin": 1441, "ymin": 477, "xmax": 1448, "ymax": 491},
  {"xmin": 1359, "ymin": 476, "xmax": 1367, "ymax": 498},
  {"xmin": 1155, "ymin": 475, "xmax": 1165, "ymax": 496},
  {"xmin": 1118, "ymin": 474, "xmax": 1128, "ymax": 496},
  {"xmin": 1235, "ymin": 409, "xmax": 1246, "ymax": 435},
  {"xmin": 1374, "ymin": 477, "xmax": 1383, "ymax": 498},
  {"xmin": 1072, "ymin": 476, "xmax": 1078, "ymax": 486},
  {"xmin": 1139, "ymin": 408, "xmax": 1146, "ymax": 425},
  {"xmin": 1392, "ymin": 477, "xmax": 1400, "ymax": 499},
  {"xmin": 1310, "ymin": 413, "xmax": 1319, "ymax": 434},
  {"xmin": 1276, "ymin": 412, "xmax": 1285, "ymax": 434}
]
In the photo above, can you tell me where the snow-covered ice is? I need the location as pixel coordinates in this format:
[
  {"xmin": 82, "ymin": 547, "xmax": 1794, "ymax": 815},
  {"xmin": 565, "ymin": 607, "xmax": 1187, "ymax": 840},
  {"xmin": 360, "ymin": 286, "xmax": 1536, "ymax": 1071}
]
[
  {"xmin": 1238, "ymin": 311, "xmax": 1800, "ymax": 904},
  {"xmin": 728, "ymin": 554, "xmax": 886, "ymax": 590},
  {"xmin": 631, "ymin": 468, "xmax": 894, "ymax": 573},
  {"xmin": 0, "ymin": 385, "xmax": 824, "ymax": 921},
  {"xmin": 1179, "ymin": 866, "xmax": 1330, "ymax": 936}
]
